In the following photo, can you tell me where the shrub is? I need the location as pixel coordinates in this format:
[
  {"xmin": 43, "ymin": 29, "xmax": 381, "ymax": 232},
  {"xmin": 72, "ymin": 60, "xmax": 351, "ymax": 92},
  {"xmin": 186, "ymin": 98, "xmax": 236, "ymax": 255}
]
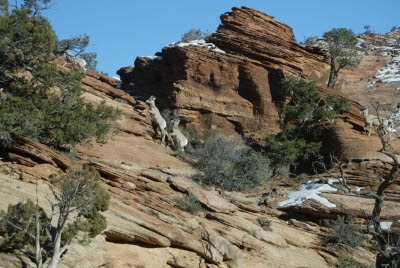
[
  {"xmin": 174, "ymin": 193, "xmax": 203, "ymax": 214},
  {"xmin": 336, "ymin": 250, "xmax": 367, "ymax": 268},
  {"xmin": 257, "ymin": 217, "xmax": 272, "ymax": 231},
  {"xmin": 190, "ymin": 135, "xmax": 271, "ymax": 191},
  {"xmin": 0, "ymin": 165, "xmax": 110, "ymax": 261},
  {"xmin": 0, "ymin": 199, "xmax": 49, "ymax": 251},
  {"xmin": 321, "ymin": 216, "xmax": 363, "ymax": 247},
  {"xmin": 303, "ymin": 36, "xmax": 317, "ymax": 47},
  {"xmin": 181, "ymin": 28, "xmax": 211, "ymax": 42}
]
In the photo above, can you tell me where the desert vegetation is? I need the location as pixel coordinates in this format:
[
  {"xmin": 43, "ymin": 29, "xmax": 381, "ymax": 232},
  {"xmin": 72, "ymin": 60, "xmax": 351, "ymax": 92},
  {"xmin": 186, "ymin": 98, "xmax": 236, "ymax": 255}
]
[
  {"xmin": 323, "ymin": 28, "xmax": 361, "ymax": 88},
  {"xmin": 265, "ymin": 76, "xmax": 351, "ymax": 175},
  {"xmin": 181, "ymin": 28, "xmax": 211, "ymax": 41},
  {"xmin": 0, "ymin": 0, "xmax": 120, "ymax": 150},
  {"xmin": 189, "ymin": 135, "xmax": 271, "ymax": 191},
  {"xmin": 0, "ymin": 166, "xmax": 109, "ymax": 268}
]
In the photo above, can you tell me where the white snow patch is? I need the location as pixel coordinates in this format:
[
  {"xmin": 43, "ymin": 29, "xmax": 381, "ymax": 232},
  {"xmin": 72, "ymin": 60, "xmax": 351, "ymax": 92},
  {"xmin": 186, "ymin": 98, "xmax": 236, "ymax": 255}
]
[
  {"xmin": 166, "ymin": 39, "xmax": 226, "ymax": 54},
  {"xmin": 143, "ymin": 56, "xmax": 163, "ymax": 60},
  {"xmin": 328, "ymin": 179, "xmax": 340, "ymax": 185},
  {"xmin": 369, "ymin": 222, "xmax": 393, "ymax": 231},
  {"xmin": 278, "ymin": 179, "xmax": 337, "ymax": 208},
  {"xmin": 112, "ymin": 76, "xmax": 121, "ymax": 81},
  {"xmin": 369, "ymin": 54, "xmax": 400, "ymax": 88},
  {"xmin": 381, "ymin": 222, "xmax": 393, "ymax": 230},
  {"xmin": 388, "ymin": 105, "xmax": 400, "ymax": 133},
  {"xmin": 356, "ymin": 187, "xmax": 364, "ymax": 192}
]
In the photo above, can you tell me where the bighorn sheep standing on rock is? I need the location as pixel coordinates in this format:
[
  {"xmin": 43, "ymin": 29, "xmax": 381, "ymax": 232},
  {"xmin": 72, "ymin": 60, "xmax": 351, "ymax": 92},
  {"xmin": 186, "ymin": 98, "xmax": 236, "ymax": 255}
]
[
  {"xmin": 141, "ymin": 96, "xmax": 169, "ymax": 144},
  {"xmin": 360, "ymin": 106, "xmax": 389, "ymax": 136},
  {"xmin": 170, "ymin": 118, "xmax": 188, "ymax": 152},
  {"xmin": 63, "ymin": 50, "xmax": 87, "ymax": 72}
]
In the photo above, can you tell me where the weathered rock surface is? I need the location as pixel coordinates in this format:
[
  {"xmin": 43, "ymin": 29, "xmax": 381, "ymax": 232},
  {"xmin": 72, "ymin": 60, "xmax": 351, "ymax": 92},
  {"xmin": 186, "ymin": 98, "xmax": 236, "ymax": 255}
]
[
  {"xmin": 0, "ymin": 61, "xmax": 350, "ymax": 267},
  {"xmin": 209, "ymin": 7, "xmax": 330, "ymax": 81},
  {"xmin": 2, "ymin": 6, "xmax": 400, "ymax": 268},
  {"xmin": 118, "ymin": 6, "xmax": 332, "ymax": 142}
]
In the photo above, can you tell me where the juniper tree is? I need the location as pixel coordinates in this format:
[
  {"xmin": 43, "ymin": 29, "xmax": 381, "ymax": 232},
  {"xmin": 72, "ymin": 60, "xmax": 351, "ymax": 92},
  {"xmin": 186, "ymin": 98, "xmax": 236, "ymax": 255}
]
[
  {"xmin": 0, "ymin": 0, "xmax": 118, "ymax": 150},
  {"xmin": 265, "ymin": 77, "xmax": 351, "ymax": 174},
  {"xmin": 323, "ymin": 28, "xmax": 360, "ymax": 88},
  {"xmin": 0, "ymin": 166, "xmax": 110, "ymax": 268}
]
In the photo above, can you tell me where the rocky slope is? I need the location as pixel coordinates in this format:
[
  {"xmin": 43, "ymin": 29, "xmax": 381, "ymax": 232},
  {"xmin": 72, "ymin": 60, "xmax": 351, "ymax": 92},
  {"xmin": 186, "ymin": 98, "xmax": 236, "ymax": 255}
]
[
  {"xmin": 1, "ymin": 6, "xmax": 400, "ymax": 268},
  {"xmin": 0, "ymin": 68, "xmax": 350, "ymax": 267}
]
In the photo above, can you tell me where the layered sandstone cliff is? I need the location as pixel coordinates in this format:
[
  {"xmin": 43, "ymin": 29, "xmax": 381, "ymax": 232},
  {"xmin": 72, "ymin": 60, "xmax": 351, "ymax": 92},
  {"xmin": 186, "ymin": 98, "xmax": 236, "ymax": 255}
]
[
  {"xmin": 1, "ymin": 6, "xmax": 400, "ymax": 268},
  {"xmin": 118, "ymin": 7, "xmax": 332, "ymax": 142}
]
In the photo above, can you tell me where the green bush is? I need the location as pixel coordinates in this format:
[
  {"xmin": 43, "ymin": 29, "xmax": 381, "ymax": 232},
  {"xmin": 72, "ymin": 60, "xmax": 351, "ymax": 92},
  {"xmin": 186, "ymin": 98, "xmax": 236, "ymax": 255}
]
[
  {"xmin": 265, "ymin": 125, "xmax": 322, "ymax": 172},
  {"xmin": 189, "ymin": 135, "xmax": 271, "ymax": 191},
  {"xmin": 257, "ymin": 217, "xmax": 272, "ymax": 231},
  {"xmin": 0, "ymin": 165, "xmax": 110, "ymax": 254},
  {"xmin": 0, "ymin": 0, "xmax": 119, "ymax": 150},
  {"xmin": 321, "ymin": 216, "xmax": 363, "ymax": 247},
  {"xmin": 0, "ymin": 199, "xmax": 49, "ymax": 251},
  {"xmin": 181, "ymin": 29, "xmax": 211, "ymax": 42},
  {"xmin": 174, "ymin": 193, "xmax": 203, "ymax": 214},
  {"xmin": 265, "ymin": 77, "xmax": 351, "ymax": 173},
  {"xmin": 336, "ymin": 250, "xmax": 367, "ymax": 268}
]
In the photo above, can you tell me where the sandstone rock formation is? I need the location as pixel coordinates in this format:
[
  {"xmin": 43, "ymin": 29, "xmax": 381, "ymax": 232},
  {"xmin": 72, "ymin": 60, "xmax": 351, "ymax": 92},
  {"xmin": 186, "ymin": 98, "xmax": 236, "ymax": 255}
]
[
  {"xmin": 1, "ymin": 6, "xmax": 400, "ymax": 268},
  {"xmin": 0, "ymin": 57, "xmax": 374, "ymax": 267},
  {"xmin": 117, "ymin": 6, "xmax": 400, "ymax": 164},
  {"xmin": 118, "ymin": 7, "xmax": 332, "ymax": 142}
]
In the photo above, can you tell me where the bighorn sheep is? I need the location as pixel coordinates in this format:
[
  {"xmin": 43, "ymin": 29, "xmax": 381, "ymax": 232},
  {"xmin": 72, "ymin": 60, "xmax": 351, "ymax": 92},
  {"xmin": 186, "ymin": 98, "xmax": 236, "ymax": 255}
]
[
  {"xmin": 141, "ymin": 96, "xmax": 169, "ymax": 144},
  {"xmin": 63, "ymin": 50, "xmax": 87, "ymax": 71},
  {"xmin": 360, "ymin": 106, "xmax": 389, "ymax": 136},
  {"xmin": 170, "ymin": 118, "xmax": 188, "ymax": 152}
]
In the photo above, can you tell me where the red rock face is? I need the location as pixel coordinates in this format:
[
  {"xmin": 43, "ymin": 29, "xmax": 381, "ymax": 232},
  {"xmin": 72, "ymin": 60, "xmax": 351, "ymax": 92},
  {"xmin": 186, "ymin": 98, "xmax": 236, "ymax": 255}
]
[
  {"xmin": 210, "ymin": 7, "xmax": 330, "ymax": 82},
  {"xmin": 118, "ymin": 7, "xmax": 332, "ymax": 142}
]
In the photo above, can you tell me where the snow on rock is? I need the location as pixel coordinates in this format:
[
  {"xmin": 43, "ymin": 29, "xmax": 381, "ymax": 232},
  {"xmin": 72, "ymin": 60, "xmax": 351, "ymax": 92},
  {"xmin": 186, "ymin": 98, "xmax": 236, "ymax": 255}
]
[
  {"xmin": 370, "ymin": 222, "xmax": 393, "ymax": 231},
  {"xmin": 369, "ymin": 54, "xmax": 400, "ymax": 89},
  {"xmin": 381, "ymin": 222, "xmax": 393, "ymax": 230},
  {"xmin": 278, "ymin": 179, "xmax": 337, "ymax": 208},
  {"xmin": 328, "ymin": 179, "xmax": 340, "ymax": 185},
  {"xmin": 166, "ymin": 39, "xmax": 226, "ymax": 54},
  {"xmin": 388, "ymin": 105, "xmax": 400, "ymax": 134},
  {"xmin": 142, "ymin": 56, "xmax": 163, "ymax": 60}
]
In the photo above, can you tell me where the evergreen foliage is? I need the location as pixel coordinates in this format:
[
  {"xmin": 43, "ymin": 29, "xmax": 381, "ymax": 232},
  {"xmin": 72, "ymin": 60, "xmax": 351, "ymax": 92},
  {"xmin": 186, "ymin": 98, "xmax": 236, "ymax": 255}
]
[
  {"xmin": 174, "ymin": 193, "xmax": 203, "ymax": 214},
  {"xmin": 0, "ymin": 199, "xmax": 49, "ymax": 251},
  {"xmin": 323, "ymin": 28, "xmax": 360, "ymax": 88},
  {"xmin": 265, "ymin": 77, "xmax": 351, "ymax": 173},
  {"xmin": 81, "ymin": 52, "xmax": 98, "ymax": 71},
  {"xmin": 0, "ymin": 165, "xmax": 110, "ymax": 263},
  {"xmin": 181, "ymin": 28, "xmax": 211, "ymax": 41},
  {"xmin": 0, "ymin": 0, "xmax": 119, "ymax": 150}
]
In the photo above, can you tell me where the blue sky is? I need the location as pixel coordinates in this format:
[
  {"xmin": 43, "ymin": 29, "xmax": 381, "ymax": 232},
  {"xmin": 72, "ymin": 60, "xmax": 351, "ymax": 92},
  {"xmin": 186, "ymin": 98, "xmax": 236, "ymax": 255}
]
[{"xmin": 45, "ymin": 0, "xmax": 400, "ymax": 77}]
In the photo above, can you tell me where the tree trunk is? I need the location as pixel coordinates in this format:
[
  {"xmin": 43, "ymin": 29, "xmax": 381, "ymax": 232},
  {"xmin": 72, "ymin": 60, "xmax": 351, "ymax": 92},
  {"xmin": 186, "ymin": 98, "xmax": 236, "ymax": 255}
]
[
  {"xmin": 327, "ymin": 57, "xmax": 337, "ymax": 88},
  {"xmin": 47, "ymin": 214, "xmax": 68, "ymax": 268},
  {"xmin": 35, "ymin": 212, "xmax": 43, "ymax": 268},
  {"xmin": 47, "ymin": 231, "xmax": 62, "ymax": 268}
]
